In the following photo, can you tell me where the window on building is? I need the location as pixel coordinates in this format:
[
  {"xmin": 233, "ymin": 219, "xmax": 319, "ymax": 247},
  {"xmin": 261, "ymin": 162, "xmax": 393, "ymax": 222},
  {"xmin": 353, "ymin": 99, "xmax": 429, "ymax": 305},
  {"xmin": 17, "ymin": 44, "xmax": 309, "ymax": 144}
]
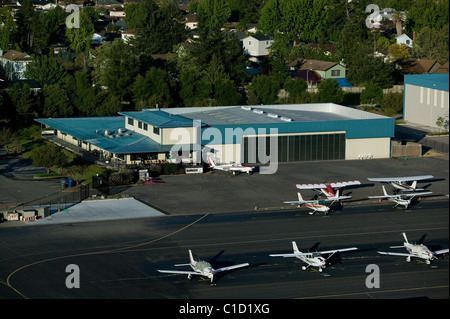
[
  {"xmin": 138, "ymin": 121, "xmax": 142, "ymax": 129},
  {"xmin": 331, "ymin": 70, "xmax": 340, "ymax": 77},
  {"xmin": 128, "ymin": 118, "xmax": 134, "ymax": 126},
  {"xmin": 144, "ymin": 123, "xmax": 148, "ymax": 131},
  {"xmin": 153, "ymin": 127, "xmax": 160, "ymax": 135}
]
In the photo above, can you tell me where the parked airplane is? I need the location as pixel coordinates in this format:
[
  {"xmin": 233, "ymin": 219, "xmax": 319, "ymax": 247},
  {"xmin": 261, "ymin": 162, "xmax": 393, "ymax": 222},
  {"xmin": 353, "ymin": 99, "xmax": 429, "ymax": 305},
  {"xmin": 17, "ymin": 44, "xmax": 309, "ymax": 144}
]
[
  {"xmin": 284, "ymin": 191, "xmax": 348, "ymax": 215},
  {"xmin": 270, "ymin": 241, "xmax": 358, "ymax": 272},
  {"xmin": 367, "ymin": 175, "xmax": 433, "ymax": 192},
  {"xmin": 295, "ymin": 180, "xmax": 361, "ymax": 199},
  {"xmin": 378, "ymin": 232, "xmax": 449, "ymax": 264},
  {"xmin": 157, "ymin": 250, "xmax": 249, "ymax": 283},
  {"xmin": 368, "ymin": 186, "xmax": 432, "ymax": 209},
  {"xmin": 207, "ymin": 156, "xmax": 255, "ymax": 175}
]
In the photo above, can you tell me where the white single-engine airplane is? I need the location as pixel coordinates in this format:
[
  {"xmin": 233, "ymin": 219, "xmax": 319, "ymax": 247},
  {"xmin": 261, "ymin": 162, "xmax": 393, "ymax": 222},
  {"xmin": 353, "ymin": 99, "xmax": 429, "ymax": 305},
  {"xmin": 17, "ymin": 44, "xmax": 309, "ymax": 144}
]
[
  {"xmin": 270, "ymin": 241, "xmax": 358, "ymax": 272},
  {"xmin": 368, "ymin": 186, "xmax": 432, "ymax": 209},
  {"xmin": 284, "ymin": 191, "xmax": 349, "ymax": 215},
  {"xmin": 367, "ymin": 175, "xmax": 433, "ymax": 192},
  {"xmin": 295, "ymin": 180, "xmax": 361, "ymax": 199},
  {"xmin": 157, "ymin": 250, "xmax": 249, "ymax": 283},
  {"xmin": 207, "ymin": 156, "xmax": 255, "ymax": 175},
  {"xmin": 378, "ymin": 232, "xmax": 449, "ymax": 264}
]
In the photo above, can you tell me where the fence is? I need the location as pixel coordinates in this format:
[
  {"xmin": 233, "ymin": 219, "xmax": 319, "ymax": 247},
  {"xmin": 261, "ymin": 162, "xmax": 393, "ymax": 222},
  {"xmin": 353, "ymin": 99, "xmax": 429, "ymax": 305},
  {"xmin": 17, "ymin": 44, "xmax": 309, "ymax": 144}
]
[{"xmin": 391, "ymin": 140, "xmax": 422, "ymax": 157}]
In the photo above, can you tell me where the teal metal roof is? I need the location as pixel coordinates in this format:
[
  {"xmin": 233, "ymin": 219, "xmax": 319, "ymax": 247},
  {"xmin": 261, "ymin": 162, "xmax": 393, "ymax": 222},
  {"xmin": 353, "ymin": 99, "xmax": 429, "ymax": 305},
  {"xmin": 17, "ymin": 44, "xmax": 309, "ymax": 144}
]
[
  {"xmin": 404, "ymin": 74, "xmax": 449, "ymax": 92},
  {"xmin": 35, "ymin": 117, "xmax": 170, "ymax": 154},
  {"xmin": 119, "ymin": 110, "xmax": 197, "ymax": 128}
]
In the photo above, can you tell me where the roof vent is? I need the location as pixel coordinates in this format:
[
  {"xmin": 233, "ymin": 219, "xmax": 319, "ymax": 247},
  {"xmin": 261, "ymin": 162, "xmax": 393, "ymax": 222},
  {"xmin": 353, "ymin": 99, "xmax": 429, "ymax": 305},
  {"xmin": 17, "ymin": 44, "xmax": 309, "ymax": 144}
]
[
  {"xmin": 280, "ymin": 117, "xmax": 292, "ymax": 122},
  {"xmin": 241, "ymin": 106, "xmax": 252, "ymax": 111},
  {"xmin": 267, "ymin": 113, "xmax": 278, "ymax": 118},
  {"xmin": 253, "ymin": 109, "xmax": 264, "ymax": 115}
]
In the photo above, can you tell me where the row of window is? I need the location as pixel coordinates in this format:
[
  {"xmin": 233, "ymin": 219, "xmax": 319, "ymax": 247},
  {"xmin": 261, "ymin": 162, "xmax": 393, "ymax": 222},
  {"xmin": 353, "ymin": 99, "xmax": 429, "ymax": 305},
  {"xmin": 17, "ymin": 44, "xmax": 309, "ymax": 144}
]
[
  {"xmin": 127, "ymin": 117, "xmax": 160, "ymax": 135},
  {"xmin": 243, "ymin": 133, "xmax": 346, "ymax": 163}
]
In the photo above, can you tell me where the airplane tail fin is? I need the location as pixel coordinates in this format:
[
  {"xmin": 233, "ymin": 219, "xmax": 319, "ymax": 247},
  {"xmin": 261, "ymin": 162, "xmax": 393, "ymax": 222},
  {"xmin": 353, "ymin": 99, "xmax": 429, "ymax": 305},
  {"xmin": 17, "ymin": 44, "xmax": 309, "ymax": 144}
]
[
  {"xmin": 188, "ymin": 250, "xmax": 196, "ymax": 266},
  {"xmin": 411, "ymin": 181, "xmax": 417, "ymax": 190},
  {"xmin": 382, "ymin": 185, "xmax": 388, "ymax": 196},
  {"xmin": 292, "ymin": 241, "xmax": 301, "ymax": 254},
  {"xmin": 402, "ymin": 232, "xmax": 409, "ymax": 244},
  {"xmin": 207, "ymin": 156, "xmax": 216, "ymax": 168},
  {"xmin": 297, "ymin": 192, "xmax": 304, "ymax": 202}
]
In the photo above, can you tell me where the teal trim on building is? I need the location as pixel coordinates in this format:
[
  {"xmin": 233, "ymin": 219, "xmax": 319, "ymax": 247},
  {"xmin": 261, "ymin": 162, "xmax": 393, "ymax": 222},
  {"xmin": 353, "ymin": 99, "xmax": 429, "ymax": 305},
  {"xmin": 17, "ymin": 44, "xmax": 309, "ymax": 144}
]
[{"xmin": 404, "ymin": 74, "xmax": 449, "ymax": 92}]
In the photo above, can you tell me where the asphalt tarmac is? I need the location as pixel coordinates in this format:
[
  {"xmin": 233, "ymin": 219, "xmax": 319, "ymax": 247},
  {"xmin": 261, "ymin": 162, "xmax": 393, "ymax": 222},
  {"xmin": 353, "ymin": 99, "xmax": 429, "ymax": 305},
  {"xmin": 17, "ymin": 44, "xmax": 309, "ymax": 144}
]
[
  {"xmin": 1, "ymin": 154, "xmax": 448, "ymax": 304},
  {"xmin": 1, "ymin": 200, "xmax": 448, "ymax": 301}
]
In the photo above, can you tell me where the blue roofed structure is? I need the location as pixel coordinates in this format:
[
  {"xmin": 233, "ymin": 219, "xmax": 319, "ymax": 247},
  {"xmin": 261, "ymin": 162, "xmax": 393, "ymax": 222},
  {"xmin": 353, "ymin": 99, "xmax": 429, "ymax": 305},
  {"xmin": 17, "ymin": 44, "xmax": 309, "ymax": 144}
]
[{"xmin": 36, "ymin": 103, "xmax": 394, "ymax": 166}]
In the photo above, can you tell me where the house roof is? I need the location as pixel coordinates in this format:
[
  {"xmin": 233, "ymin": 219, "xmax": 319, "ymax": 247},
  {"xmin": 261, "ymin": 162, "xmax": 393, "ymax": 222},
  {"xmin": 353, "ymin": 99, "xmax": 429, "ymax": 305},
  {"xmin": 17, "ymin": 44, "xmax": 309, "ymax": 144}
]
[
  {"xmin": 287, "ymin": 59, "xmax": 342, "ymax": 71},
  {"xmin": 245, "ymin": 34, "xmax": 274, "ymax": 41},
  {"xmin": 397, "ymin": 58, "xmax": 440, "ymax": 74},
  {"xmin": 0, "ymin": 50, "xmax": 31, "ymax": 62}
]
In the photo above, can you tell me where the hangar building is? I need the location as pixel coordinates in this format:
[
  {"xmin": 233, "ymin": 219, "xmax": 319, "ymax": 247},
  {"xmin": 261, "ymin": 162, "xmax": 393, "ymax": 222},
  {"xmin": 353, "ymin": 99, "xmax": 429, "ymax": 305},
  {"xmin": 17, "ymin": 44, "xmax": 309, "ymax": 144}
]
[
  {"xmin": 36, "ymin": 103, "xmax": 394, "ymax": 166},
  {"xmin": 403, "ymin": 73, "xmax": 449, "ymax": 129}
]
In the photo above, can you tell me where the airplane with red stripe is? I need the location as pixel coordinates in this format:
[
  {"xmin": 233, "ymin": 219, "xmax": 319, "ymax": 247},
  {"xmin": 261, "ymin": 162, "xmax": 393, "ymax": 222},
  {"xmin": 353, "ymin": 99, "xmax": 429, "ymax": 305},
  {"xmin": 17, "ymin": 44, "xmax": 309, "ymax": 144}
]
[
  {"xmin": 284, "ymin": 191, "xmax": 348, "ymax": 215},
  {"xmin": 295, "ymin": 180, "xmax": 361, "ymax": 199}
]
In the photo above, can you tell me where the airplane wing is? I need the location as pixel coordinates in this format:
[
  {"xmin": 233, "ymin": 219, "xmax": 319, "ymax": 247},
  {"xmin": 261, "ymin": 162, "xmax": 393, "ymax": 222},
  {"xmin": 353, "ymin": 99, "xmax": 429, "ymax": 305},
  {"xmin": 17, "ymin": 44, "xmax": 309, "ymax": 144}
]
[
  {"xmin": 296, "ymin": 181, "xmax": 361, "ymax": 189},
  {"xmin": 377, "ymin": 251, "xmax": 415, "ymax": 257},
  {"xmin": 319, "ymin": 247, "xmax": 358, "ymax": 254},
  {"xmin": 269, "ymin": 253, "xmax": 301, "ymax": 258},
  {"xmin": 329, "ymin": 181, "xmax": 361, "ymax": 188},
  {"xmin": 433, "ymin": 248, "xmax": 449, "ymax": 255},
  {"xmin": 402, "ymin": 191, "xmax": 433, "ymax": 198},
  {"xmin": 214, "ymin": 263, "xmax": 250, "ymax": 273},
  {"xmin": 367, "ymin": 175, "xmax": 434, "ymax": 182},
  {"xmin": 157, "ymin": 269, "xmax": 199, "ymax": 275},
  {"xmin": 295, "ymin": 183, "xmax": 327, "ymax": 189}
]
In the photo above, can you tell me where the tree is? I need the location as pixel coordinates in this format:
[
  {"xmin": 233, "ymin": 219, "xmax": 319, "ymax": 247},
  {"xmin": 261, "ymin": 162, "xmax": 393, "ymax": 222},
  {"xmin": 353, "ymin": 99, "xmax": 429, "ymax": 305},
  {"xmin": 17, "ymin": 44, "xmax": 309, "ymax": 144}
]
[
  {"xmin": 7, "ymin": 82, "xmax": 39, "ymax": 124},
  {"xmin": 361, "ymin": 82, "xmax": 383, "ymax": 105},
  {"xmin": 197, "ymin": 0, "xmax": 231, "ymax": 37},
  {"xmin": 258, "ymin": 0, "xmax": 329, "ymax": 43},
  {"xmin": 388, "ymin": 43, "xmax": 410, "ymax": 61},
  {"xmin": 246, "ymin": 74, "xmax": 281, "ymax": 105},
  {"xmin": 381, "ymin": 92, "xmax": 403, "ymax": 116},
  {"xmin": 42, "ymin": 83, "xmax": 73, "ymax": 118},
  {"xmin": 283, "ymin": 77, "xmax": 307, "ymax": 103},
  {"xmin": 24, "ymin": 54, "xmax": 66, "ymax": 86},
  {"xmin": 0, "ymin": 7, "xmax": 17, "ymax": 53},
  {"xmin": 412, "ymin": 25, "xmax": 449, "ymax": 64},
  {"xmin": 318, "ymin": 79, "xmax": 344, "ymax": 104},
  {"xmin": 132, "ymin": 67, "xmax": 175, "ymax": 109},
  {"xmin": 90, "ymin": 39, "xmax": 139, "ymax": 101},
  {"xmin": 126, "ymin": 0, "xmax": 186, "ymax": 54},
  {"xmin": 65, "ymin": 10, "xmax": 94, "ymax": 53},
  {"xmin": 30, "ymin": 143, "xmax": 68, "ymax": 174}
]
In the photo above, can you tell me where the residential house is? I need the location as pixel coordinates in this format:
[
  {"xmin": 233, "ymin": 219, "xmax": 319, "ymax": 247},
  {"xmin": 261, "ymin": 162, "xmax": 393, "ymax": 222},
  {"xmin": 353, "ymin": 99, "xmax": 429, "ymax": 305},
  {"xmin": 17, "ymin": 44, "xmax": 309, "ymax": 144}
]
[
  {"xmin": 396, "ymin": 58, "xmax": 441, "ymax": 74},
  {"xmin": 288, "ymin": 59, "xmax": 348, "ymax": 88},
  {"xmin": 0, "ymin": 50, "xmax": 32, "ymax": 81},
  {"xmin": 185, "ymin": 13, "xmax": 198, "ymax": 30},
  {"xmin": 242, "ymin": 34, "xmax": 274, "ymax": 58},
  {"xmin": 396, "ymin": 33, "xmax": 414, "ymax": 48}
]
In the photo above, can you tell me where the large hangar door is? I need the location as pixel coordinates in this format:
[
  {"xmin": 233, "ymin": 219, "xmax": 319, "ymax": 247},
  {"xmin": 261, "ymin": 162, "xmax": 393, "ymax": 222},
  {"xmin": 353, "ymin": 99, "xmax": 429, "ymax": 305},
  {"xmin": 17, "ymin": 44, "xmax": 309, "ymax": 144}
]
[{"xmin": 243, "ymin": 133, "xmax": 346, "ymax": 163}]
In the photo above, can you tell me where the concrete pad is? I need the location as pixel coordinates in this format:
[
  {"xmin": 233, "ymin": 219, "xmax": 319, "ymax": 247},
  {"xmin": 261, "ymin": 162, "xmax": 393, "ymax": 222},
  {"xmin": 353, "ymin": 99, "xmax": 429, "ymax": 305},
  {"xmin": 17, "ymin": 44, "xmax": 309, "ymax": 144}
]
[{"xmin": 25, "ymin": 197, "xmax": 165, "ymax": 225}]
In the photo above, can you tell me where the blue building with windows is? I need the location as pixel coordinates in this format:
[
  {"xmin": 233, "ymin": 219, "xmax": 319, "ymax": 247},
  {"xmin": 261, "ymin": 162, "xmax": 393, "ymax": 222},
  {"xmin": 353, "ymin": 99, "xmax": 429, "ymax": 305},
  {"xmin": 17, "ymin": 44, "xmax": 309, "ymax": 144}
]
[{"xmin": 36, "ymin": 103, "xmax": 394, "ymax": 165}]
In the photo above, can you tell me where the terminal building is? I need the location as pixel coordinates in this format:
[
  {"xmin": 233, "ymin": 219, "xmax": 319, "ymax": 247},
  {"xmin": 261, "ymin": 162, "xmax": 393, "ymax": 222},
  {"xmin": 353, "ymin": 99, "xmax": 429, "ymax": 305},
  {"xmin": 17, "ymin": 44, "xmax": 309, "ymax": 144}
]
[{"xmin": 36, "ymin": 103, "xmax": 395, "ymax": 166}]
